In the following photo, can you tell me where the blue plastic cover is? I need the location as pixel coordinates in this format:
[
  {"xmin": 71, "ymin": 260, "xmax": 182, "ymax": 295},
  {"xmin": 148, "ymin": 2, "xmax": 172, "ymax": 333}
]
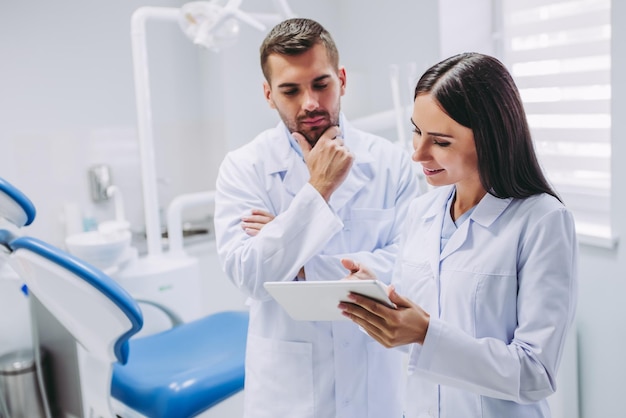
[
  {"xmin": 8, "ymin": 235, "xmax": 143, "ymax": 363},
  {"xmin": 0, "ymin": 177, "xmax": 36, "ymax": 226},
  {"xmin": 112, "ymin": 310, "xmax": 249, "ymax": 418}
]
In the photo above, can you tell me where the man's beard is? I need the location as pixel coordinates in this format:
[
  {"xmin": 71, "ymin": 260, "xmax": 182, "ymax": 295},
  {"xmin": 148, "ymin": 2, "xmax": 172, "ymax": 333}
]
[{"xmin": 287, "ymin": 110, "xmax": 340, "ymax": 147}]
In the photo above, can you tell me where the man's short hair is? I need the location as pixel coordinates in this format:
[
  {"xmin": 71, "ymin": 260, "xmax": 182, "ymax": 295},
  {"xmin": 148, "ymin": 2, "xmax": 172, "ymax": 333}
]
[{"xmin": 260, "ymin": 18, "xmax": 339, "ymax": 82}]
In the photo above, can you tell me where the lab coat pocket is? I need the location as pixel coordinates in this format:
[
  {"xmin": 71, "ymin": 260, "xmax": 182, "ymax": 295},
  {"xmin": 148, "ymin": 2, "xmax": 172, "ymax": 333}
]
[
  {"xmin": 244, "ymin": 334, "xmax": 314, "ymax": 418},
  {"xmin": 346, "ymin": 207, "xmax": 396, "ymax": 251}
]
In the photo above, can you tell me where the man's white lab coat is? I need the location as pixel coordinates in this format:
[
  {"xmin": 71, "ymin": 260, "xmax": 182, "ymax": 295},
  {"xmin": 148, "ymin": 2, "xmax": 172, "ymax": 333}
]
[{"xmin": 214, "ymin": 117, "xmax": 420, "ymax": 418}]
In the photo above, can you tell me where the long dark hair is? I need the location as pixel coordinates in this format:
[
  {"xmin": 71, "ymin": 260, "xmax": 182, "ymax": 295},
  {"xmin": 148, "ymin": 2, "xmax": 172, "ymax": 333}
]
[{"xmin": 415, "ymin": 52, "xmax": 560, "ymax": 201}]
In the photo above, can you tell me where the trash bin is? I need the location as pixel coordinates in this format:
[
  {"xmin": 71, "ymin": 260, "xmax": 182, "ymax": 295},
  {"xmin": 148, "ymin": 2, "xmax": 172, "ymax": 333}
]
[{"xmin": 0, "ymin": 349, "xmax": 47, "ymax": 418}]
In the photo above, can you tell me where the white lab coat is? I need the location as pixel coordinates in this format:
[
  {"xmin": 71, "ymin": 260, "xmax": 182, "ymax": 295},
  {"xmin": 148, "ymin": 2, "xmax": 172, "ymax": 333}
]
[
  {"xmin": 395, "ymin": 185, "xmax": 578, "ymax": 418},
  {"xmin": 214, "ymin": 117, "xmax": 420, "ymax": 418}
]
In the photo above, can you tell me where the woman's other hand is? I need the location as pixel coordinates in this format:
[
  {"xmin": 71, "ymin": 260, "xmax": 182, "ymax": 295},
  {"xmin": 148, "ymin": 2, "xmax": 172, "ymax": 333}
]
[{"xmin": 339, "ymin": 285, "xmax": 430, "ymax": 347}]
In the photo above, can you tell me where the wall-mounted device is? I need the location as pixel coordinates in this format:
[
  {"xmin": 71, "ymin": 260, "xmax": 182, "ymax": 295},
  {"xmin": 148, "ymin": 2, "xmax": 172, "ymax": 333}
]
[{"xmin": 88, "ymin": 165, "xmax": 112, "ymax": 202}]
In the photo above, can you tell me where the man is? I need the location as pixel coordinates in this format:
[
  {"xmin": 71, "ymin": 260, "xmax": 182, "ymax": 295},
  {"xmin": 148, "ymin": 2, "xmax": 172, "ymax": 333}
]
[{"xmin": 214, "ymin": 18, "xmax": 419, "ymax": 418}]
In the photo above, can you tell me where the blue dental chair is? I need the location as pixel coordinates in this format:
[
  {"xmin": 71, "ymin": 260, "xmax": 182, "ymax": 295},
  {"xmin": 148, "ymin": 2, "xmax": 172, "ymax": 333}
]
[{"xmin": 0, "ymin": 176, "xmax": 249, "ymax": 418}]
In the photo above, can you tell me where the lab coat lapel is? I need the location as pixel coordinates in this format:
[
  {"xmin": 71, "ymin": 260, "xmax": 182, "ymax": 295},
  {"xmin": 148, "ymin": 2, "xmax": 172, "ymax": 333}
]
[
  {"xmin": 440, "ymin": 216, "xmax": 470, "ymax": 261},
  {"xmin": 439, "ymin": 192, "xmax": 513, "ymax": 261},
  {"xmin": 281, "ymin": 156, "xmax": 309, "ymax": 197},
  {"xmin": 327, "ymin": 125, "xmax": 375, "ymax": 212},
  {"xmin": 422, "ymin": 187, "xmax": 453, "ymax": 282},
  {"xmin": 264, "ymin": 118, "xmax": 375, "ymax": 206},
  {"xmin": 328, "ymin": 163, "xmax": 371, "ymax": 211},
  {"xmin": 264, "ymin": 124, "xmax": 309, "ymax": 197}
]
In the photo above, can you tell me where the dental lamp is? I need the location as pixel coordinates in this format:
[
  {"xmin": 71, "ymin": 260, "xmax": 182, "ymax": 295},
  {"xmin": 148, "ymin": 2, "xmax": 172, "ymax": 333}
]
[
  {"xmin": 131, "ymin": 0, "xmax": 294, "ymax": 258},
  {"xmin": 180, "ymin": 0, "xmax": 263, "ymax": 51},
  {"xmin": 117, "ymin": 0, "xmax": 295, "ymax": 331}
]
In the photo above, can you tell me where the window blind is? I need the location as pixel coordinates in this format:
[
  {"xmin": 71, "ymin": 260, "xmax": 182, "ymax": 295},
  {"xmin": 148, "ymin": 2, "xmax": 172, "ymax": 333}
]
[{"xmin": 500, "ymin": 0, "xmax": 613, "ymax": 246}]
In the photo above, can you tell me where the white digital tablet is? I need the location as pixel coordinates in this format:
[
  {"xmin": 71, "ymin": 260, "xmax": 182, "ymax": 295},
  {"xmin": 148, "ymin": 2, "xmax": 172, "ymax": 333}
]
[{"xmin": 263, "ymin": 279, "xmax": 395, "ymax": 321}]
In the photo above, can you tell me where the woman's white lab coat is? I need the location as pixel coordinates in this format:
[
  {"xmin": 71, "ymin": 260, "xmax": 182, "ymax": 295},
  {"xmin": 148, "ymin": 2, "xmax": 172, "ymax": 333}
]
[
  {"xmin": 396, "ymin": 185, "xmax": 578, "ymax": 418},
  {"xmin": 214, "ymin": 117, "xmax": 420, "ymax": 418}
]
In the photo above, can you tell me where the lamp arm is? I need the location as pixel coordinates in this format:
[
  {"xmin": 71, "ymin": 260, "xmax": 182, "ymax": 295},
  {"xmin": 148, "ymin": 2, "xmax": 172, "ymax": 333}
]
[
  {"xmin": 130, "ymin": 7, "xmax": 181, "ymax": 258},
  {"xmin": 129, "ymin": 2, "xmax": 294, "ymax": 258}
]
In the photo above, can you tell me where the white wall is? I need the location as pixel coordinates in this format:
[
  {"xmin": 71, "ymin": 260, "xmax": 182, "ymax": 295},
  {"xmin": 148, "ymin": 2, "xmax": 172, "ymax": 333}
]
[
  {"xmin": 0, "ymin": 0, "xmax": 438, "ymax": 248},
  {"xmin": 0, "ymin": 0, "xmax": 210, "ymax": 247},
  {"xmin": 576, "ymin": 1, "xmax": 626, "ymax": 417},
  {"xmin": 438, "ymin": 0, "xmax": 495, "ymax": 57}
]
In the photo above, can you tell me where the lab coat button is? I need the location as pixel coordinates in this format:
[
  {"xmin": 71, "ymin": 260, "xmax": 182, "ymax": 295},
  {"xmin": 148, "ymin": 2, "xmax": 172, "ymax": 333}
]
[{"xmin": 342, "ymin": 340, "xmax": 350, "ymax": 348}]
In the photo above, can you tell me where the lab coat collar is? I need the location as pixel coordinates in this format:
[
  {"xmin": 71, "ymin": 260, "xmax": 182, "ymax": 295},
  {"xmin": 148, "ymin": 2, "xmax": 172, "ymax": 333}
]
[
  {"xmin": 420, "ymin": 186, "xmax": 454, "ymax": 221},
  {"xmin": 282, "ymin": 114, "xmax": 346, "ymax": 160},
  {"xmin": 325, "ymin": 118, "xmax": 376, "ymax": 210},
  {"xmin": 264, "ymin": 122, "xmax": 294, "ymax": 175},
  {"xmin": 471, "ymin": 192, "xmax": 513, "ymax": 228},
  {"xmin": 432, "ymin": 186, "xmax": 513, "ymax": 261},
  {"xmin": 266, "ymin": 115, "xmax": 377, "ymax": 210},
  {"xmin": 341, "ymin": 116, "xmax": 377, "ymax": 166},
  {"xmin": 264, "ymin": 113, "xmax": 376, "ymax": 175},
  {"xmin": 420, "ymin": 186, "xmax": 513, "ymax": 225}
]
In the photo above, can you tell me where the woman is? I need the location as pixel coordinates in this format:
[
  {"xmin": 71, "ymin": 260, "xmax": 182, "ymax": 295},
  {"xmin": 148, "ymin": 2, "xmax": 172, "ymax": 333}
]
[{"xmin": 339, "ymin": 52, "xmax": 578, "ymax": 418}]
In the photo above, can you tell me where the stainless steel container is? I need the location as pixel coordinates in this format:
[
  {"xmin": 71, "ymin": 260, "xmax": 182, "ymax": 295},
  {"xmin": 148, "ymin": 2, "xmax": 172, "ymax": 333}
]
[{"xmin": 0, "ymin": 349, "xmax": 47, "ymax": 418}]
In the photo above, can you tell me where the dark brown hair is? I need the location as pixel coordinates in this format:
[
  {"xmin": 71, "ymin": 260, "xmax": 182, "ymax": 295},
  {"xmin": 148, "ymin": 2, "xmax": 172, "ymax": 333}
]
[{"xmin": 415, "ymin": 52, "xmax": 560, "ymax": 201}]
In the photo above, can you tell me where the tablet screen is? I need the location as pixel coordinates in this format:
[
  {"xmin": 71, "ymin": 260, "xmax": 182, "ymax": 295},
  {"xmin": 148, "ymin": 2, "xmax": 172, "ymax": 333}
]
[{"xmin": 264, "ymin": 280, "xmax": 394, "ymax": 321}]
